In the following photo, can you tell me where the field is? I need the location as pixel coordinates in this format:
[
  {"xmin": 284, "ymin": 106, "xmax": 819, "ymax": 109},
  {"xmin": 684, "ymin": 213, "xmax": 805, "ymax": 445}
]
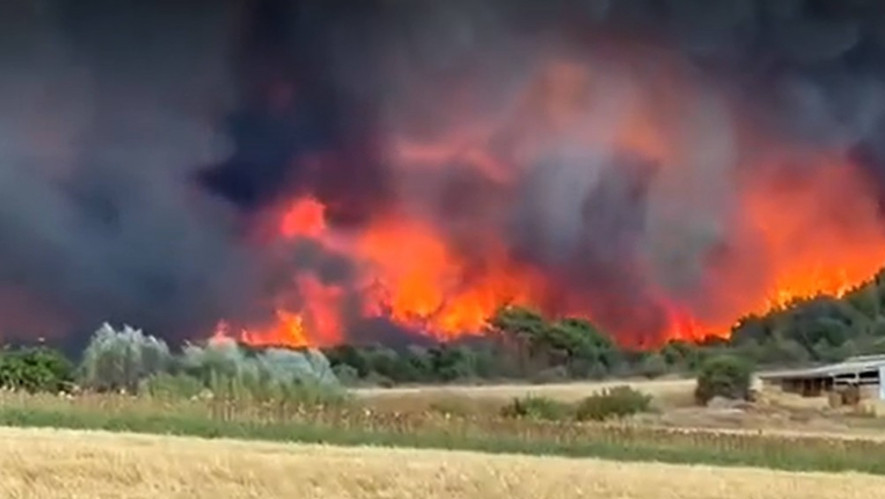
[
  {"xmin": 3, "ymin": 426, "xmax": 885, "ymax": 499},
  {"xmin": 354, "ymin": 377, "xmax": 697, "ymax": 404},
  {"xmin": 3, "ymin": 378, "xmax": 885, "ymax": 473},
  {"xmin": 4, "ymin": 375, "xmax": 885, "ymax": 497},
  {"xmin": 355, "ymin": 376, "xmax": 885, "ymax": 435}
]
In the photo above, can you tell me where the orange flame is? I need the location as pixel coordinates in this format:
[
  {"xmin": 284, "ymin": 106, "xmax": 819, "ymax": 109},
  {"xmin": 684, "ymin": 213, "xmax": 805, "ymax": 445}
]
[
  {"xmin": 214, "ymin": 273, "xmax": 344, "ymax": 348},
  {"xmin": 280, "ymin": 196, "xmax": 327, "ymax": 239},
  {"xmin": 355, "ymin": 218, "xmax": 543, "ymax": 339},
  {"xmin": 213, "ymin": 56, "xmax": 885, "ymax": 349},
  {"xmin": 746, "ymin": 159, "xmax": 885, "ymax": 309}
]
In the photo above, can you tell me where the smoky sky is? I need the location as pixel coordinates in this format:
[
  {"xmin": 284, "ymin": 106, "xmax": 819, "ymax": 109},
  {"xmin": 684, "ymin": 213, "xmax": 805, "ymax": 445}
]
[
  {"xmin": 202, "ymin": 0, "xmax": 885, "ymax": 221},
  {"xmin": 3, "ymin": 0, "xmax": 885, "ymax": 346}
]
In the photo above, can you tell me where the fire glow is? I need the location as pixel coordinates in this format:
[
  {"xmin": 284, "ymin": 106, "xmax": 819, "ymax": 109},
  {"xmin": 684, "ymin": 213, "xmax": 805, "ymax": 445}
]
[{"xmin": 214, "ymin": 57, "xmax": 885, "ymax": 349}]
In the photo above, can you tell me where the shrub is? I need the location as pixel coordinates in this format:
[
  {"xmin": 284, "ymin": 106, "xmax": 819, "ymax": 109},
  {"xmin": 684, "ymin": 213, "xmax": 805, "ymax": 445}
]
[
  {"xmin": 0, "ymin": 346, "xmax": 74, "ymax": 393},
  {"xmin": 638, "ymin": 353, "xmax": 668, "ymax": 379},
  {"xmin": 575, "ymin": 386, "xmax": 652, "ymax": 421},
  {"xmin": 323, "ymin": 345, "xmax": 372, "ymax": 377},
  {"xmin": 565, "ymin": 358, "xmax": 604, "ymax": 379},
  {"xmin": 429, "ymin": 345, "xmax": 479, "ymax": 382},
  {"xmin": 257, "ymin": 347, "xmax": 339, "ymax": 387},
  {"xmin": 141, "ymin": 372, "xmax": 205, "ymax": 400},
  {"xmin": 182, "ymin": 337, "xmax": 249, "ymax": 381},
  {"xmin": 332, "ymin": 364, "xmax": 360, "ymax": 386},
  {"xmin": 694, "ymin": 355, "xmax": 753, "ymax": 405},
  {"xmin": 500, "ymin": 396, "xmax": 570, "ymax": 421},
  {"xmin": 182, "ymin": 338, "xmax": 344, "ymax": 405},
  {"xmin": 403, "ymin": 345, "xmax": 434, "ymax": 380},
  {"xmin": 79, "ymin": 323, "xmax": 172, "ymax": 393},
  {"xmin": 183, "ymin": 338, "xmax": 339, "ymax": 388}
]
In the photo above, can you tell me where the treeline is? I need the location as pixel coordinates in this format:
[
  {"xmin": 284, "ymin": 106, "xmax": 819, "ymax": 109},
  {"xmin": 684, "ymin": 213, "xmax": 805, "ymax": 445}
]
[
  {"xmin": 728, "ymin": 270, "xmax": 885, "ymax": 364},
  {"xmin": 324, "ymin": 306, "xmax": 705, "ymax": 386},
  {"xmin": 325, "ymin": 270, "xmax": 885, "ymax": 385},
  {"xmin": 5, "ymin": 270, "xmax": 885, "ymax": 392}
]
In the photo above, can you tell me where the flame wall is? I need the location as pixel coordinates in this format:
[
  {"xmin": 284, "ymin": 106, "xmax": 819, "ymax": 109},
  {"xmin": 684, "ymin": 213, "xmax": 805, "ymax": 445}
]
[{"xmin": 3, "ymin": 1, "xmax": 885, "ymax": 349}]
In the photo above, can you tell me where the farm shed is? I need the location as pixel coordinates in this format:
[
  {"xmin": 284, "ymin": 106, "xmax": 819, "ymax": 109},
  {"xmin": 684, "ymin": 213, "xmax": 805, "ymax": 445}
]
[{"xmin": 759, "ymin": 355, "xmax": 885, "ymax": 401}]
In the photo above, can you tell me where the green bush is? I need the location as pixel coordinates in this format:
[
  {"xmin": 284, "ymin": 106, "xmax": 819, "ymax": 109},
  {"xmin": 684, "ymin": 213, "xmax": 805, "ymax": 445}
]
[
  {"xmin": 429, "ymin": 345, "xmax": 479, "ymax": 382},
  {"xmin": 181, "ymin": 339, "xmax": 345, "ymax": 406},
  {"xmin": 0, "ymin": 346, "xmax": 74, "ymax": 393},
  {"xmin": 638, "ymin": 353, "xmax": 668, "ymax": 379},
  {"xmin": 694, "ymin": 355, "xmax": 753, "ymax": 405},
  {"xmin": 79, "ymin": 323, "xmax": 172, "ymax": 393},
  {"xmin": 183, "ymin": 338, "xmax": 340, "ymax": 389},
  {"xmin": 500, "ymin": 396, "xmax": 570, "ymax": 421},
  {"xmin": 575, "ymin": 386, "xmax": 652, "ymax": 421}
]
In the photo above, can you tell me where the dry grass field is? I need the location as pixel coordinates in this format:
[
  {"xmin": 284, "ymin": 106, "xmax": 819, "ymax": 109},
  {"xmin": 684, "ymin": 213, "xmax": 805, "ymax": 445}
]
[
  {"xmin": 352, "ymin": 376, "xmax": 885, "ymax": 441},
  {"xmin": 353, "ymin": 377, "xmax": 701, "ymax": 416},
  {"xmin": 353, "ymin": 377, "xmax": 697, "ymax": 403},
  {"xmin": 1, "ymin": 426, "xmax": 884, "ymax": 499}
]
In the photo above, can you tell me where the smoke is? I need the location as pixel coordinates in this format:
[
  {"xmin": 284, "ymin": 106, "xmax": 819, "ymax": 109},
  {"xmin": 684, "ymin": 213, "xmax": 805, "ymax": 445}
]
[
  {"xmin": 4, "ymin": 0, "xmax": 885, "ymax": 346},
  {"xmin": 0, "ymin": 1, "xmax": 266, "ymax": 341}
]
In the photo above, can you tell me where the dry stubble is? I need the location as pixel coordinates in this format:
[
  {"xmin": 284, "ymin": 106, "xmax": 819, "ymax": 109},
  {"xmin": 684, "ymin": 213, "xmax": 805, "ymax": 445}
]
[{"xmin": 0, "ymin": 426, "xmax": 882, "ymax": 499}]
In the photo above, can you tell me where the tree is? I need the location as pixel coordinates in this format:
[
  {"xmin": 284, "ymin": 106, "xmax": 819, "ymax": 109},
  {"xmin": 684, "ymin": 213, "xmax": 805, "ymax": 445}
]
[
  {"xmin": 846, "ymin": 285, "xmax": 881, "ymax": 321},
  {"xmin": 79, "ymin": 323, "xmax": 172, "ymax": 393},
  {"xmin": 730, "ymin": 313, "xmax": 774, "ymax": 346},
  {"xmin": 575, "ymin": 386, "xmax": 652, "ymax": 421},
  {"xmin": 756, "ymin": 337, "xmax": 811, "ymax": 366},
  {"xmin": 428, "ymin": 345, "xmax": 478, "ymax": 382},
  {"xmin": 0, "ymin": 346, "xmax": 74, "ymax": 393},
  {"xmin": 660, "ymin": 340, "xmax": 703, "ymax": 371},
  {"xmin": 489, "ymin": 306, "xmax": 549, "ymax": 373},
  {"xmin": 777, "ymin": 298, "xmax": 864, "ymax": 353},
  {"xmin": 490, "ymin": 306, "xmax": 616, "ymax": 378},
  {"xmin": 324, "ymin": 345, "xmax": 372, "ymax": 377},
  {"xmin": 550, "ymin": 317, "xmax": 617, "ymax": 375},
  {"xmin": 401, "ymin": 345, "xmax": 434, "ymax": 381},
  {"xmin": 694, "ymin": 355, "xmax": 753, "ymax": 405},
  {"xmin": 363, "ymin": 346, "xmax": 402, "ymax": 380}
]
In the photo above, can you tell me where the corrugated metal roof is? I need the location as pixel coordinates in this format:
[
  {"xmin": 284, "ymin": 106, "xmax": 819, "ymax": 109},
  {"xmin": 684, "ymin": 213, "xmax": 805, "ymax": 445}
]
[{"xmin": 759, "ymin": 355, "xmax": 885, "ymax": 380}]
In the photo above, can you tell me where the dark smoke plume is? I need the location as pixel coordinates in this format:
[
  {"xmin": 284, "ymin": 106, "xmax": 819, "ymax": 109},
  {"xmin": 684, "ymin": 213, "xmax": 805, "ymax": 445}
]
[{"xmin": 3, "ymin": 0, "xmax": 885, "ymax": 347}]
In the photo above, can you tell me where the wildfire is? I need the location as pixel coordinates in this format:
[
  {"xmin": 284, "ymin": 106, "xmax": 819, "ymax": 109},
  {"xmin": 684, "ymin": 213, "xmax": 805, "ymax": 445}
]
[
  {"xmin": 213, "ymin": 56, "xmax": 885, "ymax": 350},
  {"xmin": 355, "ymin": 218, "xmax": 544, "ymax": 338},
  {"xmin": 280, "ymin": 197, "xmax": 327, "ymax": 239},
  {"xmin": 746, "ymin": 160, "xmax": 885, "ymax": 310}
]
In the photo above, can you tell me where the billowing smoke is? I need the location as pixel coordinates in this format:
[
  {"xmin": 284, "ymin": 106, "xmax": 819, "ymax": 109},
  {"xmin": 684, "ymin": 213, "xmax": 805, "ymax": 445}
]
[
  {"xmin": 0, "ymin": 1, "xmax": 263, "ymax": 344},
  {"xmin": 4, "ymin": 0, "xmax": 885, "ymax": 348}
]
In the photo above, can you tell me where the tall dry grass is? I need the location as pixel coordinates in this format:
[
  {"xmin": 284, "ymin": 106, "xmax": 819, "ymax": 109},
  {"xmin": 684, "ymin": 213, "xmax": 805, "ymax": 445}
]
[
  {"xmin": 1, "ymin": 426, "xmax": 883, "ymax": 499},
  {"xmin": 354, "ymin": 377, "xmax": 696, "ymax": 404}
]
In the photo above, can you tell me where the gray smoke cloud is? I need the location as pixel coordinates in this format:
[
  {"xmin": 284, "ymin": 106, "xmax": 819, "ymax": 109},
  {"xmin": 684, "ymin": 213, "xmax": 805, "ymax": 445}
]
[
  {"xmin": 3, "ymin": 0, "xmax": 885, "ymax": 346},
  {"xmin": 0, "ymin": 1, "xmax": 271, "ymax": 343}
]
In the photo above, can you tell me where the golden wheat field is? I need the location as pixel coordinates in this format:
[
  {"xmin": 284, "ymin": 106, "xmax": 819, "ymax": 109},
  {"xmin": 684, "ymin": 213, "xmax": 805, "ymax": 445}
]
[{"xmin": 0, "ymin": 427, "xmax": 883, "ymax": 499}]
